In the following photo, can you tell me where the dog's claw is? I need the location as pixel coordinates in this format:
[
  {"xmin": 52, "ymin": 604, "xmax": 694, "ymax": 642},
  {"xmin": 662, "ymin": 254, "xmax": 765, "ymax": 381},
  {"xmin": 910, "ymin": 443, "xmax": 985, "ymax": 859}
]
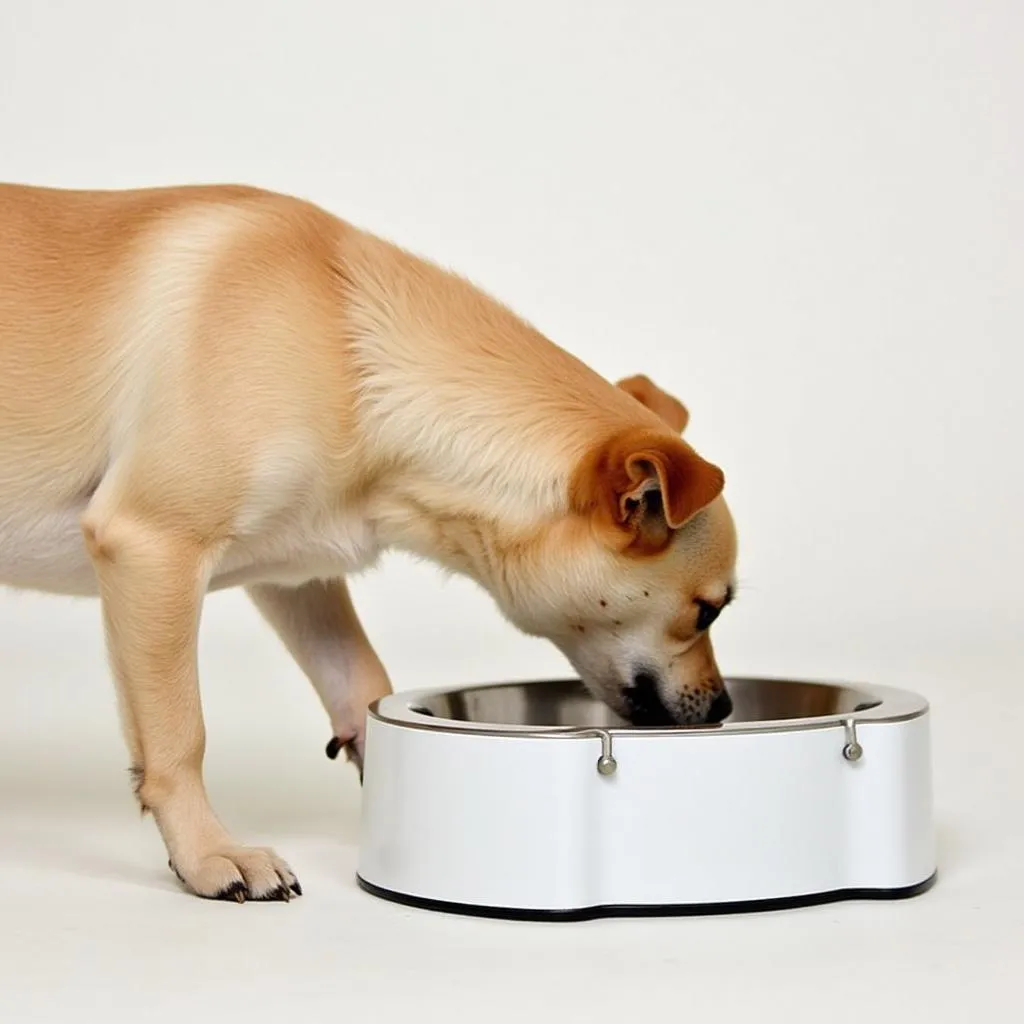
[
  {"xmin": 327, "ymin": 735, "xmax": 363, "ymax": 782},
  {"xmin": 208, "ymin": 879, "xmax": 249, "ymax": 904}
]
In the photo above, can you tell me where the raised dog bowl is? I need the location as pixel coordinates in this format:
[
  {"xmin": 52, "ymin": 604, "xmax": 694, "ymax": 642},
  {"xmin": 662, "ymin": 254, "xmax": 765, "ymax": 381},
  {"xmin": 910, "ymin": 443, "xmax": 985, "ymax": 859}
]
[{"xmin": 357, "ymin": 677, "xmax": 936, "ymax": 920}]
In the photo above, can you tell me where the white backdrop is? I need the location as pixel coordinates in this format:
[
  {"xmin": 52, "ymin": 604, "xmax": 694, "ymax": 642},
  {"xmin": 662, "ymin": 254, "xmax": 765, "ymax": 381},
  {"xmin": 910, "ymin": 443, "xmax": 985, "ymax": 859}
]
[
  {"xmin": 1, "ymin": 3, "xmax": 1022, "ymax": 1021},
  {"xmin": 2, "ymin": 0, "xmax": 1019, "ymax": 718}
]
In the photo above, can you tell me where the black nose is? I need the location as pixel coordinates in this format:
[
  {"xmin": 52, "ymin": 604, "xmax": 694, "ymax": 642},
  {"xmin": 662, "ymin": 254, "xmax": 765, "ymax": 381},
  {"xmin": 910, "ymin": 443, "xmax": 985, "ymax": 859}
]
[
  {"xmin": 623, "ymin": 671, "xmax": 676, "ymax": 726},
  {"xmin": 706, "ymin": 688, "xmax": 733, "ymax": 724}
]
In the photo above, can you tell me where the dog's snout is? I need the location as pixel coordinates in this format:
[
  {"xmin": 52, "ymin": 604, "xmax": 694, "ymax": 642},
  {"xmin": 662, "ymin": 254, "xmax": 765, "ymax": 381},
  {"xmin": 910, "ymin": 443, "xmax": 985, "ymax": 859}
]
[
  {"xmin": 706, "ymin": 688, "xmax": 733, "ymax": 724},
  {"xmin": 623, "ymin": 671, "xmax": 675, "ymax": 727},
  {"xmin": 622, "ymin": 671, "xmax": 731, "ymax": 727}
]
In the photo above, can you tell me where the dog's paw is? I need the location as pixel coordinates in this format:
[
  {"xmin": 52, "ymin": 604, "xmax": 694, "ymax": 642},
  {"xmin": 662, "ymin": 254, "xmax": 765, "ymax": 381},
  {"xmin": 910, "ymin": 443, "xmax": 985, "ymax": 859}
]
[
  {"xmin": 169, "ymin": 846, "xmax": 302, "ymax": 903},
  {"xmin": 325, "ymin": 734, "xmax": 364, "ymax": 781}
]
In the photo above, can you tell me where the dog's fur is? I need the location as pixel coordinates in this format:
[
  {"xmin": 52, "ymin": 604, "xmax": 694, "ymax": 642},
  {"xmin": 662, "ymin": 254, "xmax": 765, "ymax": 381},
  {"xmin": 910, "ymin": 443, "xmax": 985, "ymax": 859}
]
[{"xmin": 0, "ymin": 182, "xmax": 737, "ymax": 901}]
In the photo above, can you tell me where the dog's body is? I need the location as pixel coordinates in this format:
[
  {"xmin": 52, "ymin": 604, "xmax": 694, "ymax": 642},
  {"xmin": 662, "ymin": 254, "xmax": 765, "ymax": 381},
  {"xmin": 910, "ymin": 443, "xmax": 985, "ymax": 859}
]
[{"xmin": 0, "ymin": 182, "xmax": 737, "ymax": 901}]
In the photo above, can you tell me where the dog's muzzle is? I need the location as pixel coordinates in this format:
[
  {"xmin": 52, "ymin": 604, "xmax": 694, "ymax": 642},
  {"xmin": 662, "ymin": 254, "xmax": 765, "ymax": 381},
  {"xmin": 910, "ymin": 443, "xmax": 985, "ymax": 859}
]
[
  {"xmin": 623, "ymin": 672, "xmax": 733, "ymax": 726},
  {"xmin": 622, "ymin": 671, "xmax": 677, "ymax": 726}
]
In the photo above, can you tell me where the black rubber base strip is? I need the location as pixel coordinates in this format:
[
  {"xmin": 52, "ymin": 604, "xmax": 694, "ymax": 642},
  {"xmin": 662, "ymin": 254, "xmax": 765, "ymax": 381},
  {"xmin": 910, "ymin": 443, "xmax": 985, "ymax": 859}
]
[{"xmin": 357, "ymin": 870, "xmax": 937, "ymax": 922}]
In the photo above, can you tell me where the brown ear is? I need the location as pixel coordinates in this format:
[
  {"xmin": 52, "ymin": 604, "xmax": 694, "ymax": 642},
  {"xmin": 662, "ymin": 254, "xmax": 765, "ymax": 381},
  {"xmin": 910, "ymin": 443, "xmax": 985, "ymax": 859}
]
[
  {"xmin": 572, "ymin": 429, "xmax": 725, "ymax": 553},
  {"xmin": 616, "ymin": 374, "xmax": 690, "ymax": 433}
]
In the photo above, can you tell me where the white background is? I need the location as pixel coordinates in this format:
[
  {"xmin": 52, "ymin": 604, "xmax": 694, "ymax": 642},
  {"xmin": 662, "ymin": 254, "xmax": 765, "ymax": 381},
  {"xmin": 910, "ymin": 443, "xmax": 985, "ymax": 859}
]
[{"xmin": 1, "ymin": 2, "xmax": 1021, "ymax": 1021}]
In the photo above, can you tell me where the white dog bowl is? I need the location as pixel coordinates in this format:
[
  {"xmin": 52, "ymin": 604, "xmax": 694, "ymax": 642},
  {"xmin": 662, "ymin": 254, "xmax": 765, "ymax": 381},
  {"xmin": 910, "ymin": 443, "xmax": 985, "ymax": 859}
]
[{"xmin": 357, "ymin": 677, "xmax": 936, "ymax": 920}]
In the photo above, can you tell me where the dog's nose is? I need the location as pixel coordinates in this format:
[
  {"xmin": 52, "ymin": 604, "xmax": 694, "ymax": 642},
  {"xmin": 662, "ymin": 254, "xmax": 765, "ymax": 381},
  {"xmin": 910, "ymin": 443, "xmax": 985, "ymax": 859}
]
[
  {"xmin": 623, "ymin": 671, "xmax": 676, "ymax": 726},
  {"xmin": 706, "ymin": 688, "xmax": 733, "ymax": 724}
]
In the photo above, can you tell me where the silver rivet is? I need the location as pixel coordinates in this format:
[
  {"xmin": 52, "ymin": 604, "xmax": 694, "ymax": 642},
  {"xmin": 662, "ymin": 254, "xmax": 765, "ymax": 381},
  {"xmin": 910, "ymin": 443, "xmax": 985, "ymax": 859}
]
[
  {"xmin": 843, "ymin": 741, "xmax": 863, "ymax": 762},
  {"xmin": 596, "ymin": 754, "xmax": 618, "ymax": 776}
]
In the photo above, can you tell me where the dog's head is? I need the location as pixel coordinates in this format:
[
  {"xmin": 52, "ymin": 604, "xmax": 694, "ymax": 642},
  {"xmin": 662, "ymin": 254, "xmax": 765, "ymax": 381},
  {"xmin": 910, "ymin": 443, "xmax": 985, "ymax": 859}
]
[{"xmin": 499, "ymin": 374, "xmax": 737, "ymax": 726}]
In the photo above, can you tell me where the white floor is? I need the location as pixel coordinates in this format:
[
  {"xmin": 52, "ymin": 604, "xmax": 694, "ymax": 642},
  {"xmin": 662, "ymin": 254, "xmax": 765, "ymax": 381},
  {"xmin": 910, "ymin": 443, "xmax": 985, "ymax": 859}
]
[{"xmin": 2, "ymin": 597, "xmax": 1021, "ymax": 1024}]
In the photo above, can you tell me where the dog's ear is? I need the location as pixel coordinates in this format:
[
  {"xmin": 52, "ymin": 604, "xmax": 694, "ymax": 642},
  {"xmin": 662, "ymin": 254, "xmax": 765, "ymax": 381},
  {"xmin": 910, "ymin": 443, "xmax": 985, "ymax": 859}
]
[
  {"xmin": 572, "ymin": 429, "xmax": 724, "ymax": 553},
  {"xmin": 616, "ymin": 375, "xmax": 689, "ymax": 434}
]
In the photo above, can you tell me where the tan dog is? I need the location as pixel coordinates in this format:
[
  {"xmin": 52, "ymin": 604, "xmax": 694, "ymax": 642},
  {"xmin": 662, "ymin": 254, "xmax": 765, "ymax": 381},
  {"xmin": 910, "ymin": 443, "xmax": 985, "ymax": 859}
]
[{"xmin": 0, "ymin": 182, "xmax": 737, "ymax": 901}]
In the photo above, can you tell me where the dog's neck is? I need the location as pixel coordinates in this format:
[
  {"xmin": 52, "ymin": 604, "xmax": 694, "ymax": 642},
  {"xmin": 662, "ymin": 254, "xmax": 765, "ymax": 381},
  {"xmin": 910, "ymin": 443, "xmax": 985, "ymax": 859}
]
[
  {"xmin": 335, "ymin": 225, "xmax": 647, "ymax": 587},
  {"xmin": 340, "ymin": 227, "xmax": 641, "ymax": 515}
]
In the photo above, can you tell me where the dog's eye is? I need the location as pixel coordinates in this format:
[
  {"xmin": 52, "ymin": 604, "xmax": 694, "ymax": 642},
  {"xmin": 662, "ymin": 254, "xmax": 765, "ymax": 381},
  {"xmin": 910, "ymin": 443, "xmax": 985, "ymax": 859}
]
[{"xmin": 695, "ymin": 600, "xmax": 722, "ymax": 632}]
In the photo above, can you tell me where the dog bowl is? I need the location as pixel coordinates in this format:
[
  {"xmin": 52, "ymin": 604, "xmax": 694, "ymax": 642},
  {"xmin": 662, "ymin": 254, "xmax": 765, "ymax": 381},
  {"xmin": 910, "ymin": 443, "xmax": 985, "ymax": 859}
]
[{"xmin": 357, "ymin": 677, "xmax": 936, "ymax": 920}]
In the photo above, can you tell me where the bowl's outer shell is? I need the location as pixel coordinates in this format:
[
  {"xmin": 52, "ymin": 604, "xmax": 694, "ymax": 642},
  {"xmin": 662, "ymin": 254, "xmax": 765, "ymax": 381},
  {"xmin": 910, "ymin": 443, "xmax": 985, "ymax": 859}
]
[{"xmin": 357, "ymin": 683, "xmax": 935, "ymax": 914}]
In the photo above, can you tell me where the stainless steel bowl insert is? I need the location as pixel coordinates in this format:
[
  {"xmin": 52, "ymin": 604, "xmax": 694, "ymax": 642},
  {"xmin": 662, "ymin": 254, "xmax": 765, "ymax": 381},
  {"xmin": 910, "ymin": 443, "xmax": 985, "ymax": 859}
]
[{"xmin": 387, "ymin": 677, "xmax": 908, "ymax": 736}]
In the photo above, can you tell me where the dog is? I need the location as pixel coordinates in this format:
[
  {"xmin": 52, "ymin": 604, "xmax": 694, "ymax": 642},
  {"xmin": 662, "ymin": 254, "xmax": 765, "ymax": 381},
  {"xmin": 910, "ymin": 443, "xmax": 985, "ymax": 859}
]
[{"xmin": 0, "ymin": 182, "xmax": 737, "ymax": 901}]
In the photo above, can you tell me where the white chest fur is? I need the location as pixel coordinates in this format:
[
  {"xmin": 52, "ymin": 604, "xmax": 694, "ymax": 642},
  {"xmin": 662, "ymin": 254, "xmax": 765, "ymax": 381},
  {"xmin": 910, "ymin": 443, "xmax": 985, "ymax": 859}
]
[
  {"xmin": 213, "ymin": 437, "xmax": 383, "ymax": 589},
  {"xmin": 211, "ymin": 504, "xmax": 381, "ymax": 591}
]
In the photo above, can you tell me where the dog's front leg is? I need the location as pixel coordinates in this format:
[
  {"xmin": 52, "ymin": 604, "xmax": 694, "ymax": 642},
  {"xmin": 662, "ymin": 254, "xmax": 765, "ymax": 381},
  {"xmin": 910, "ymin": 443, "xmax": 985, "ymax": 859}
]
[
  {"xmin": 84, "ymin": 512, "xmax": 300, "ymax": 902},
  {"xmin": 247, "ymin": 578, "xmax": 393, "ymax": 775}
]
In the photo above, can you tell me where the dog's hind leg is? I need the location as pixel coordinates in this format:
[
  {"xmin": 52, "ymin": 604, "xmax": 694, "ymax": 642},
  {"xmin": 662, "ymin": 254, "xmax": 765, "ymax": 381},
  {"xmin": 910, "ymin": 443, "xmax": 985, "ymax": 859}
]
[{"xmin": 247, "ymin": 577, "xmax": 393, "ymax": 776}]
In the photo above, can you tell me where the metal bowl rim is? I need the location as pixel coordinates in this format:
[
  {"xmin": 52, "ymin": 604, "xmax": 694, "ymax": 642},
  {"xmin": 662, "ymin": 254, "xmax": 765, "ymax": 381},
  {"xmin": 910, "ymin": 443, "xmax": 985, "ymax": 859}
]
[{"xmin": 368, "ymin": 675, "xmax": 929, "ymax": 739}]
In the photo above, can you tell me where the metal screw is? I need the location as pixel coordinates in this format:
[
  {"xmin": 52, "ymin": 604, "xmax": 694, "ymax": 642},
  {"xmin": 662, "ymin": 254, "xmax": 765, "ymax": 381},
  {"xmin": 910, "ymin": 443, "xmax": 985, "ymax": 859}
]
[
  {"xmin": 843, "ymin": 741, "xmax": 863, "ymax": 762},
  {"xmin": 596, "ymin": 754, "xmax": 618, "ymax": 776}
]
